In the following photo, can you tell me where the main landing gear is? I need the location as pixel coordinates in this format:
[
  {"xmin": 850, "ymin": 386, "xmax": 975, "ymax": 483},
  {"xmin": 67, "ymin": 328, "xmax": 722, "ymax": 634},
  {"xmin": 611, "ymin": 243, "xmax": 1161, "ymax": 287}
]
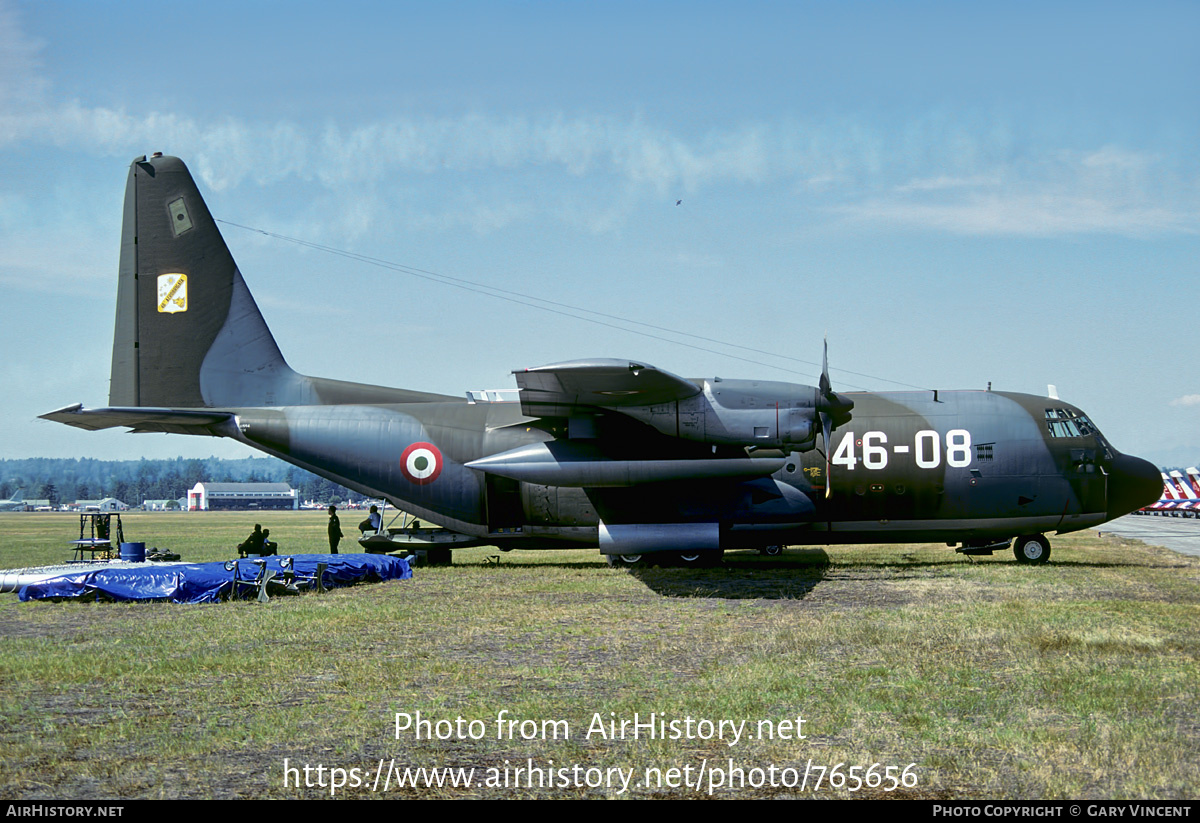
[
  {"xmin": 676, "ymin": 551, "xmax": 723, "ymax": 567},
  {"xmin": 605, "ymin": 551, "xmax": 724, "ymax": 568}
]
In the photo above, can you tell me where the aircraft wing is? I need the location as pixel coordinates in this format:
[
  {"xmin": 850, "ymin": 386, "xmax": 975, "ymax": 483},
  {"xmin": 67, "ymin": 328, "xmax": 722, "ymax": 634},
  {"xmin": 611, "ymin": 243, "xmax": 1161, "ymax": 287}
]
[
  {"xmin": 39, "ymin": 404, "xmax": 235, "ymax": 436},
  {"xmin": 514, "ymin": 359, "xmax": 701, "ymax": 417}
]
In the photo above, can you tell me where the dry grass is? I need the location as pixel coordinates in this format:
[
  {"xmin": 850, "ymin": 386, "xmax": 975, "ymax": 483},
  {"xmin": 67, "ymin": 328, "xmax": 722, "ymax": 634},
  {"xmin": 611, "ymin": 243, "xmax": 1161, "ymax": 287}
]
[{"xmin": 0, "ymin": 512, "xmax": 1197, "ymax": 799}]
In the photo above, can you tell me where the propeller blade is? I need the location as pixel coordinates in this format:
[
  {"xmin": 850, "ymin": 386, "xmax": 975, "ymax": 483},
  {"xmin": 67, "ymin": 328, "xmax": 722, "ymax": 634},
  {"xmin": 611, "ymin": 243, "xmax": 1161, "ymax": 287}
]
[
  {"xmin": 816, "ymin": 338, "xmax": 853, "ymax": 499},
  {"xmin": 822, "ymin": 411, "xmax": 833, "ymax": 499},
  {"xmin": 819, "ymin": 338, "xmax": 830, "ymax": 396}
]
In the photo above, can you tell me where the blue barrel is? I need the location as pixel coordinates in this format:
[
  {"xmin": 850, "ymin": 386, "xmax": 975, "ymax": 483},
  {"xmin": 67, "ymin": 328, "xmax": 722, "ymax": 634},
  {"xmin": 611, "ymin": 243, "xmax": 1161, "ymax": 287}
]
[{"xmin": 119, "ymin": 542, "xmax": 146, "ymax": 562}]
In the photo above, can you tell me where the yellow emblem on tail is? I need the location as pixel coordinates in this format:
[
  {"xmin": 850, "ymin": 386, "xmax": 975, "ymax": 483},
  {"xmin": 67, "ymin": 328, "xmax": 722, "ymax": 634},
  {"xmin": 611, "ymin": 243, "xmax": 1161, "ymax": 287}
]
[{"xmin": 157, "ymin": 273, "xmax": 188, "ymax": 313}]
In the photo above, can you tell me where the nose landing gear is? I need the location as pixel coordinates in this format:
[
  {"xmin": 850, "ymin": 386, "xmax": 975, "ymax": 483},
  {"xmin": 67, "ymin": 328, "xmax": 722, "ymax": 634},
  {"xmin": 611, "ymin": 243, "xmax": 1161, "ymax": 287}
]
[{"xmin": 1012, "ymin": 534, "xmax": 1051, "ymax": 565}]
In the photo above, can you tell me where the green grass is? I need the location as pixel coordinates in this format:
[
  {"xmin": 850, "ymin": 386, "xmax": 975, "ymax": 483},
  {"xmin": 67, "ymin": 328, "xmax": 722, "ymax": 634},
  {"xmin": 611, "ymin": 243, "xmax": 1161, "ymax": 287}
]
[{"xmin": 0, "ymin": 511, "xmax": 1197, "ymax": 798}]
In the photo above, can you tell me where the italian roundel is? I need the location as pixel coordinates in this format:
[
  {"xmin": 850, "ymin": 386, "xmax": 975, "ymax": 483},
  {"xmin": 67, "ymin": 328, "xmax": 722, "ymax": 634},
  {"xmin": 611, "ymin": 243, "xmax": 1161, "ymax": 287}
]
[{"xmin": 400, "ymin": 442, "xmax": 443, "ymax": 485}]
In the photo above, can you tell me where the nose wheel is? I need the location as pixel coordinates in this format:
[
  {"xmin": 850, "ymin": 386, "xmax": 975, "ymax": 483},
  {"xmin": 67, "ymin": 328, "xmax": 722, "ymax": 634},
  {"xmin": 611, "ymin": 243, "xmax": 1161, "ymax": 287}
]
[{"xmin": 1012, "ymin": 534, "xmax": 1051, "ymax": 565}]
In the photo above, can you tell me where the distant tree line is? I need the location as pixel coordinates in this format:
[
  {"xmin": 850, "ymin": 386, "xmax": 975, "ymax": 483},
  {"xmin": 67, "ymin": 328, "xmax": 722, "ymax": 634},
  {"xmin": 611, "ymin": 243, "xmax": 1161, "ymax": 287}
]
[{"xmin": 0, "ymin": 456, "xmax": 361, "ymax": 507}]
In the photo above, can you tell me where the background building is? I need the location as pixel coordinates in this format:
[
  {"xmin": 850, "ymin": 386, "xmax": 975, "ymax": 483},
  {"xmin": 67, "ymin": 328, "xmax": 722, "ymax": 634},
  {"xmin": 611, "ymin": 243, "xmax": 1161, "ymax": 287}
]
[
  {"xmin": 72, "ymin": 498, "xmax": 129, "ymax": 512},
  {"xmin": 141, "ymin": 499, "xmax": 177, "ymax": 511},
  {"xmin": 188, "ymin": 482, "xmax": 298, "ymax": 511}
]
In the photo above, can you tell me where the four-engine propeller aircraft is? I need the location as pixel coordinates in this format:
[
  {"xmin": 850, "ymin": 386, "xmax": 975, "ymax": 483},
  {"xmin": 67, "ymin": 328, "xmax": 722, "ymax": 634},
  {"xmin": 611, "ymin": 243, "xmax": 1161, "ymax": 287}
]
[{"xmin": 42, "ymin": 154, "xmax": 1162, "ymax": 566}]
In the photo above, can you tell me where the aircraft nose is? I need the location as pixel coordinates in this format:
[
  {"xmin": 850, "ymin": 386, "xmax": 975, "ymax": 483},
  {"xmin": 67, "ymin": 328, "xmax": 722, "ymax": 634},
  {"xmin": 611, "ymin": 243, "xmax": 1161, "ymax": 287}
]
[{"xmin": 1107, "ymin": 452, "xmax": 1162, "ymax": 519}]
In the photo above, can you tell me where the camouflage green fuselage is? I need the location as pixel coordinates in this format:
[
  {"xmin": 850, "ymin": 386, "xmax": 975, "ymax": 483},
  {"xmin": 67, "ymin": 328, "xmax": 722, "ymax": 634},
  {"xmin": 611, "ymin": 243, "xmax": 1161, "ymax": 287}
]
[{"xmin": 227, "ymin": 387, "xmax": 1129, "ymax": 549}]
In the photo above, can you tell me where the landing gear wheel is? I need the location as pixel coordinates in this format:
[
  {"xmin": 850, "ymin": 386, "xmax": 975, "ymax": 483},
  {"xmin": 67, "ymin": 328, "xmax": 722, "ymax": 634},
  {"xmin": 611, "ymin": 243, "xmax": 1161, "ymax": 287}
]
[
  {"xmin": 760, "ymin": 545, "xmax": 784, "ymax": 557},
  {"xmin": 1012, "ymin": 534, "xmax": 1051, "ymax": 565},
  {"xmin": 605, "ymin": 553, "xmax": 644, "ymax": 568},
  {"xmin": 675, "ymin": 550, "xmax": 723, "ymax": 567}
]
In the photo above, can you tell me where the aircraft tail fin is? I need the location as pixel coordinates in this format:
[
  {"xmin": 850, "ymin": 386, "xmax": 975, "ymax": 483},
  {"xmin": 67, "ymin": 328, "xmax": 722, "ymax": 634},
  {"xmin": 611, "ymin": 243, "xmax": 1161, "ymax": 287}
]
[
  {"xmin": 1170, "ymin": 470, "xmax": 1197, "ymax": 500},
  {"xmin": 11, "ymin": 490, "xmax": 22, "ymax": 502},
  {"xmin": 1184, "ymin": 467, "xmax": 1200, "ymax": 496},
  {"xmin": 109, "ymin": 154, "xmax": 300, "ymax": 409}
]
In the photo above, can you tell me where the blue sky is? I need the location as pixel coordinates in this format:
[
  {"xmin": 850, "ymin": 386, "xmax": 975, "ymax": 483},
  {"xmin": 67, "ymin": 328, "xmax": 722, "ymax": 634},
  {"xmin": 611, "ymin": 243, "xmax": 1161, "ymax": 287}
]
[{"xmin": 1, "ymin": 1, "xmax": 1197, "ymax": 466}]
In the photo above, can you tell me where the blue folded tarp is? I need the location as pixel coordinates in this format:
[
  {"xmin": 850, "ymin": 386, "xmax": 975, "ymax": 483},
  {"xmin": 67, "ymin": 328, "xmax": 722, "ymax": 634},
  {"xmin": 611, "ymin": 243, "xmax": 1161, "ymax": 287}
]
[{"xmin": 18, "ymin": 553, "xmax": 411, "ymax": 603}]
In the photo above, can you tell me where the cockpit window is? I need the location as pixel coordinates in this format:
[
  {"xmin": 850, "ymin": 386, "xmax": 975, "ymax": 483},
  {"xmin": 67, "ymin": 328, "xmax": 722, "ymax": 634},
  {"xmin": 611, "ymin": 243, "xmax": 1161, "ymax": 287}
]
[{"xmin": 1045, "ymin": 408, "xmax": 1097, "ymax": 439}]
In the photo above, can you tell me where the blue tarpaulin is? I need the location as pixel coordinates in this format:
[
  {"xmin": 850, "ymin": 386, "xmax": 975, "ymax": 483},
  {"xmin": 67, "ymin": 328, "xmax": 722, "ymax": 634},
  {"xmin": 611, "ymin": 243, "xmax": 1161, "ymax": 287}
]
[{"xmin": 18, "ymin": 554, "xmax": 411, "ymax": 603}]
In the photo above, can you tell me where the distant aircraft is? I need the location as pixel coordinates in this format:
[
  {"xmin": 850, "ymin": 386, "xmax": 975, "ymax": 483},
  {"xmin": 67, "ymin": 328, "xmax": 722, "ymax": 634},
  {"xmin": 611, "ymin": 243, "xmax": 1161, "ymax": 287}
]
[
  {"xmin": 1141, "ymin": 472, "xmax": 1183, "ymax": 516},
  {"xmin": 1154, "ymin": 469, "xmax": 1200, "ymax": 517},
  {"xmin": 1167, "ymin": 470, "xmax": 1198, "ymax": 516},
  {"xmin": 1149, "ymin": 474, "xmax": 1175, "ymax": 514},
  {"xmin": 1187, "ymin": 468, "xmax": 1200, "ymax": 497},
  {"xmin": 1182, "ymin": 469, "xmax": 1200, "ymax": 517},
  {"xmin": 0, "ymin": 490, "xmax": 25, "ymax": 512},
  {"xmin": 42, "ymin": 154, "xmax": 1162, "ymax": 566}
]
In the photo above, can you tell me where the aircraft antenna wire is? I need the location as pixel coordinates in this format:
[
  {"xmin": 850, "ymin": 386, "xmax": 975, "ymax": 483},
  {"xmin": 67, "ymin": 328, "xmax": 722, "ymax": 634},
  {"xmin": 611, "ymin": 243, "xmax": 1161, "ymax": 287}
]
[{"xmin": 217, "ymin": 219, "xmax": 930, "ymax": 391}]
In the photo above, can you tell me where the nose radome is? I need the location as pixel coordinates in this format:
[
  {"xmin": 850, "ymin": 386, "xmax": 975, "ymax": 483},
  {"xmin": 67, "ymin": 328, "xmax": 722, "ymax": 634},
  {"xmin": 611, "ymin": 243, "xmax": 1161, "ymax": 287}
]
[{"xmin": 1107, "ymin": 452, "xmax": 1163, "ymax": 520}]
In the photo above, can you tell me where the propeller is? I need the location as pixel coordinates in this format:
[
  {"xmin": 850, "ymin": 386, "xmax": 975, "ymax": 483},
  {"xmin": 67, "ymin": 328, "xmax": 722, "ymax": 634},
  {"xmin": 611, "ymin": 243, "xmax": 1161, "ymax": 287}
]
[{"xmin": 816, "ymin": 339, "xmax": 854, "ymax": 498}]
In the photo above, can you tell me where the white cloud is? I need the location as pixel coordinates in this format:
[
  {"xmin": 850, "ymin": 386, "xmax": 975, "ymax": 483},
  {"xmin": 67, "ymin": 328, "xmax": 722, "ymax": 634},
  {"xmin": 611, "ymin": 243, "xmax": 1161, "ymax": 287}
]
[
  {"xmin": 833, "ymin": 150, "xmax": 1198, "ymax": 237},
  {"xmin": 1170, "ymin": 395, "xmax": 1200, "ymax": 407},
  {"xmin": 1081, "ymin": 146, "xmax": 1154, "ymax": 171},
  {"xmin": 0, "ymin": 1, "xmax": 1195, "ymax": 242},
  {"xmin": 838, "ymin": 191, "xmax": 1195, "ymax": 237},
  {"xmin": 0, "ymin": 100, "xmax": 778, "ymax": 201},
  {"xmin": 2, "ymin": 93, "xmax": 1197, "ymax": 241},
  {"xmin": 0, "ymin": 1, "xmax": 46, "ymax": 109},
  {"xmin": 894, "ymin": 174, "xmax": 1002, "ymax": 193}
]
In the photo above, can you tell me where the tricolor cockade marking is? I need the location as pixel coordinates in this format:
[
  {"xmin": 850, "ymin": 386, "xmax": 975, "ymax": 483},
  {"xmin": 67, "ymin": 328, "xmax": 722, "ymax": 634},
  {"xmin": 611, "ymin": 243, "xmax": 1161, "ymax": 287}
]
[{"xmin": 401, "ymin": 442, "xmax": 443, "ymax": 485}]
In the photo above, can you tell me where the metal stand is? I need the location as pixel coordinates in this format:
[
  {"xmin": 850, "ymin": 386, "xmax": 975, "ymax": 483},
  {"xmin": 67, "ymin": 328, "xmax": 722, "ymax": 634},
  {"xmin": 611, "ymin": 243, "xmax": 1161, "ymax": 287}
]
[{"xmin": 69, "ymin": 513, "xmax": 125, "ymax": 562}]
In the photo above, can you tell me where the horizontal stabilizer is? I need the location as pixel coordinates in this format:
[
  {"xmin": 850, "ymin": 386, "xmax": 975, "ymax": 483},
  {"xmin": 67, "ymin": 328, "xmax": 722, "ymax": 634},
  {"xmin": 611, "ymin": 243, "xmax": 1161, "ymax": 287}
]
[
  {"xmin": 514, "ymin": 359, "xmax": 701, "ymax": 417},
  {"xmin": 39, "ymin": 404, "xmax": 234, "ymax": 436}
]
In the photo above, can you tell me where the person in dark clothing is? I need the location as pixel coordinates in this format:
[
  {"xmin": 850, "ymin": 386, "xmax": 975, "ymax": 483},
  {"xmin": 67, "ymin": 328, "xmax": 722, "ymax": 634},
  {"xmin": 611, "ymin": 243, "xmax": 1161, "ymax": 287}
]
[
  {"xmin": 328, "ymin": 505, "xmax": 343, "ymax": 554},
  {"xmin": 237, "ymin": 524, "xmax": 265, "ymax": 558}
]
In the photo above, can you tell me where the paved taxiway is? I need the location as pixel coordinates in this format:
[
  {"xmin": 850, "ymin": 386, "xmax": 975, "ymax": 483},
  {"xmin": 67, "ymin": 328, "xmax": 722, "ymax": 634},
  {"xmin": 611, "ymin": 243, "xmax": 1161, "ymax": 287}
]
[{"xmin": 1094, "ymin": 515, "xmax": 1200, "ymax": 558}]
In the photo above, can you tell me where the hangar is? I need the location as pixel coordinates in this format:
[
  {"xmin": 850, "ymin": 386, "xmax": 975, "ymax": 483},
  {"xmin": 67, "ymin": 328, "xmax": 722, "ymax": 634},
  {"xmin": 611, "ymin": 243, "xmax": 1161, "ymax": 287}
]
[{"xmin": 187, "ymin": 482, "xmax": 298, "ymax": 511}]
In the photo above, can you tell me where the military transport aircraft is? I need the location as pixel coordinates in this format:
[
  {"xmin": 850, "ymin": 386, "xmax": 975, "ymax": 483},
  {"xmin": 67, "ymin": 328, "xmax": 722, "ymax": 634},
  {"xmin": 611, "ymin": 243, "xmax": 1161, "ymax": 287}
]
[
  {"xmin": 0, "ymin": 490, "xmax": 26, "ymax": 512},
  {"xmin": 42, "ymin": 154, "xmax": 1162, "ymax": 566}
]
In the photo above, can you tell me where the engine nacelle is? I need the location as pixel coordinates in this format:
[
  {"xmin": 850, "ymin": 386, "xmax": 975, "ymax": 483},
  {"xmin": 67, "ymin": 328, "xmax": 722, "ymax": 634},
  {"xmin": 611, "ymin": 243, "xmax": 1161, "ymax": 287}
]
[{"xmin": 621, "ymin": 378, "xmax": 823, "ymax": 451}]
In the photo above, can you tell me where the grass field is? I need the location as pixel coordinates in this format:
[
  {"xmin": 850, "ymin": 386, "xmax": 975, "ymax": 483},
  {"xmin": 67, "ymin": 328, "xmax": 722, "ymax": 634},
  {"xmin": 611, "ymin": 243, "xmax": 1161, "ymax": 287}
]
[{"xmin": 1, "ymin": 511, "xmax": 1197, "ymax": 799}]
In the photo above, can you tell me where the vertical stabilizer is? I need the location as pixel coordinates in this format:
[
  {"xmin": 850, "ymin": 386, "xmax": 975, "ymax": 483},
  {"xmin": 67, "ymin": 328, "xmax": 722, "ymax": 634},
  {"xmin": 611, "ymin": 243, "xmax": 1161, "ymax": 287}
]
[
  {"xmin": 1185, "ymin": 468, "xmax": 1200, "ymax": 496},
  {"xmin": 1171, "ymin": 470, "xmax": 1196, "ymax": 499},
  {"xmin": 107, "ymin": 154, "xmax": 299, "ymax": 409}
]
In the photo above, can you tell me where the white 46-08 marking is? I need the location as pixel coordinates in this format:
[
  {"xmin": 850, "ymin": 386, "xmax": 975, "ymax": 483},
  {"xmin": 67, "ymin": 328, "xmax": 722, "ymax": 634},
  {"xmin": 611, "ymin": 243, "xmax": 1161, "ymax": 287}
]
[{"xmin": 832, "ymin": 430, "xmax": 972, "ymax": 471}]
